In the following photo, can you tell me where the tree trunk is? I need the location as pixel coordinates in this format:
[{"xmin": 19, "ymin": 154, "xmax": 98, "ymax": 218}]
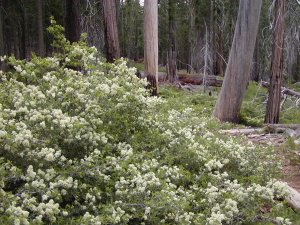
[
  {"xmin": 188, "ymin": 2, "xmax": 195, "ymax": 74},
  {"xmin": 65, "ymin": 0, "xmax": 81, "ymax": 43},
  {"xmin": 166, "ymin": 0, "xmax": 177, "ymax": 83},
  {"xmin": 264, "ymin": 0, "xmax": 285, "ymax": 124},
  {"xmin": 287, "ymin": 26, "xmax": 299, "ymax": 82},
  {"xmin": 36, "ymin": 0, "xmax": 45, "ymax": 56},
  {"xmin": 125, "ymin": 0, "xmax": 135, "ymax": 59},
  {"xmin": 102, "ymin": 0, "xmax": 120, "ymax": 62},
  {"xmin": 210, "ymin": 0, "xmax": 215, "ymax": 74},
  {"xmin": 21, "ymin": 1, "xmax": 27, "ymax": 59},
  {"xmin": 115, "ymin": 0, "xmax": 122, "ymax": 56},
  {"xmin": 134, "ymin": 0, "xmax": 140, "ymax": 60},
  {"xmin": 144, "ymin": 0, "xmax": 158, "ymax": 96},
  {"xmin": 215, "ymin": 28, "xmax": 224, "ymax": 76},
  {"xmin": 0, "ymin": 0, "xmax": 4, "ymax": 70},
  {"xmin": 214, "ymin": 0, "xmax": 224, "ymax": 77},
  {"xmin": 250, "ymin": 38, "xmax": 259, "ymax": 82},
  {"xmin": 215, "ymin": 24, "xmax": 224, "ymax": 76},
  {"xmin": 213, "ymin": 0, "xmax": 262, "ymax": 123},
  {"xmin": 296, "ymin": 54, "xmax": 300, "ymax": 82}
]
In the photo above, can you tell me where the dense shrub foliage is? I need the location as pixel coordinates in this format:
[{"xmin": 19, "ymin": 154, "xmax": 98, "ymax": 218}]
[{"xmin": 0, "ymin": 22, "xmax": 293, "ymax": 224}]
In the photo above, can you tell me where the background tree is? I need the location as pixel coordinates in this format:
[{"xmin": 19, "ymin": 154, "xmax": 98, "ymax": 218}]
[
  {"xmin": 265, "ymin": 0, "xmax": 285, "ymax": 124},
  {"xmin": 81, "ymin": 0, "xmax": 105, "ymax": 52},
  {"xmin": 64, "ymin": 0, "xmax": 81, "ymax": 43},
  {"xmin": 0, "ymin": 0, "xmax": 4, "ymax": 69},
  {"xmin": 102, "ymin": 0, "xmax": 120, "ymax": 62},
  {"xmin": 214, "ymin": 0, "xmax": 225, "ymax": 76},
  {"xmin": 36, "ymin": 0, "xmax": 45, "ymax": 56},
  {"xmin": 166, "ymin": 0, "xmax": 177, "ymax": 83},
  {"xmin": 250, "ymin": 38, "xmax": 259, "ymax": 81},
  {"xmin": 0, "ymin": 0, "xmax": 299, "ymax": 84},
  {"xmin": 285, "ymin": 0, "xmax": 300, "ymax": 82},
  {"xmin": 144, "ymin": 0, "xmax": 158, "ymax": 96},
  {"xmin": 213, "ymin": 0, "xmax": 262, "ymax": 123}
]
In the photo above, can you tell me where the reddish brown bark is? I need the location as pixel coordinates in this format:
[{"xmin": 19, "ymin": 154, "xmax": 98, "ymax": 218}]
[
  {"xmin": 265, "ymin": 0, "xmax": 285, "ymax": 124},
  {"xmin": 102, "ymin": 0, "xmax": 120, "ymax": 62}
]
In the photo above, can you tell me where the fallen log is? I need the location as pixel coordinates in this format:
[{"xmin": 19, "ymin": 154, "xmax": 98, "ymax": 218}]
[
  {"xmin": 264, "ymin": 124, "xmax": 300, "ymax": 130},
  {"xmin": 221, "ymin": 124, "xmax": 300, "ymax": 135},
  {"xmin": 178, "ymin": 74, "xmax": 223, "ymax": 87},
  {"xmin": 286, "ymin": 185, "xmax": 300, "ymax": 212},
  {"xmin": 261, "ymin": 81, "xmax": 300, "ymax": 98},
  {"xmin": 140, "ymin": 71, "xmax": 223, "ymax": 87},
  {"xmin": 220, "ymin": 128, "xmax": 264, "ymax": 135}
]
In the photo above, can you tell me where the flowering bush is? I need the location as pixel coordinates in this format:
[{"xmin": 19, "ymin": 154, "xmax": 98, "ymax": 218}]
[{"xmin": 0, "ymin": 21, "xmax": 293, "ymax": 224}]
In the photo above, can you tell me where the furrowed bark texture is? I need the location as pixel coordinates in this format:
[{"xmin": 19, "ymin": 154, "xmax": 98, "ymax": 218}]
[
  {"xmin": 264, "ymin": 0, "xmax": 285, "ymax": 124},
  {"xmin": 213, "ymin": 0, "xmax": 262, "ymax": 123},
  {"xmin": 102, "ymin": 0, "xmax": 120, "ymax": 62}
]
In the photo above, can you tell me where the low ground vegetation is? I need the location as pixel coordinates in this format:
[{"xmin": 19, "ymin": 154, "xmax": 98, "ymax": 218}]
[{"xmin": 0, "ymin": 22, "xmax": 299, "ymax": 224}]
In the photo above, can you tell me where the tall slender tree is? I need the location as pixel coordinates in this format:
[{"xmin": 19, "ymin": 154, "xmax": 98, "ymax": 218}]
[
  {"xmin": 250, "ymin": 39, "xmax": 259, "ymax": 82},
  {"xmin": 64, "ymin": 0, "xmax": 81, "ymax": 43},
  {"xmin": 144, "ymin": 0, "xmax": 158, "ymax": 96},
  {"xmin": 215, "ymin": 0, "xmax": 224, "ymax": 77},
  {"xmin": 0, "ymin": 0, "xmax": 4, "ymax": 70},
  {"xmin": 102, "ymin": 0, "xmax": 120, "ymax": 62},
  {"xmin": 36, "ymin": 0, "xmax": 45, "ymax": 56},
  {"xmin": 166, "ymin": 0, "xmax": 177, "ymax": 83},
  {"xmin": 213, "ymin": 0, "xmax": 262, "ymax": 123},
  {"xmin": 265, "ymin": 0, "xmax": 285, "ymax": 124},
  {"xmin": 0, "ymin": 0, "xmax": 4, "ymax": 57}
]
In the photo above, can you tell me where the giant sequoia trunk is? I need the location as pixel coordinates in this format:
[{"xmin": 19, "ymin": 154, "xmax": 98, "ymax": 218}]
[
  {"xmin": 166, "ymin": 0, "xmax": 177, "ymax": 83},
  {"xmin": 65, "ymin": 0, "xmax": 81, "ymax": 43},
  {"xmin": 144, "ymin": 0, "xmax": 158, "ymax": 96},
  {"xmin": 265, "ymin": 0, "xmax": 285, "ymax": 124},
  {"xmin": 102, "ymin": 0, "xmax": 120, "ymax": 62},
  {"xmin": 36, "ymin": 0, "xmax": 45, "ymax": 56},
  {"xmin": 213, "ymin": 0, "xmax": 262, "ymax": 123}
]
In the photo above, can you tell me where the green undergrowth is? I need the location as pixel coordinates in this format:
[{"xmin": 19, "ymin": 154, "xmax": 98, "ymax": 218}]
[
  {"xmin": 158, "ymin": 84, "xmax": 300, "ymax": 223},
  {"xmin": 0, "ymin": 21, "xmax": 299, "ymax": 224},
  {"xmin": 241, "ymin": 82, "xmax": 300, "ymax": 126},
  {"xmin": 159, "ymin": 81, "xmax": 300, "ymax": 127},
  {"xmin": 159, "ymin": 84, "xmax": 237, "ymax": 130}
]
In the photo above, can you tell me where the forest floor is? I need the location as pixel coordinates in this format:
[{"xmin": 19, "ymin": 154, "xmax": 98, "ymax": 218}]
[
  {"xmin": 283, "ymin": 153, "xmax": 300, "ymax": 192},
  {"xmin": 224, "ymin": 131, "xmax": 300, "ymax": 192},
  {"xmin": 159, "ymin": 80, "xmax": 300, "ymax": 193}
]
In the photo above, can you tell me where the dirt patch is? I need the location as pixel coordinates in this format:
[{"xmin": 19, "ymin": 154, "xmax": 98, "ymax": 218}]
[
  {"xmin": 223, "ymin": 129, "xmax": 300, "ymax": 192},
  {"xmin": 249, "ymin": 134, "xmax": 300, "ymax": 192},
  {"xmin": 282, "ymin": 149, "xmax": 300, "ymax": 192}
]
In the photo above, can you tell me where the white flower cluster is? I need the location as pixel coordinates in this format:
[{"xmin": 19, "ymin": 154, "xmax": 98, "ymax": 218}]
[{"xmin": 0, "ymin": 26, "xmax": 293, "ymax": 224}]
